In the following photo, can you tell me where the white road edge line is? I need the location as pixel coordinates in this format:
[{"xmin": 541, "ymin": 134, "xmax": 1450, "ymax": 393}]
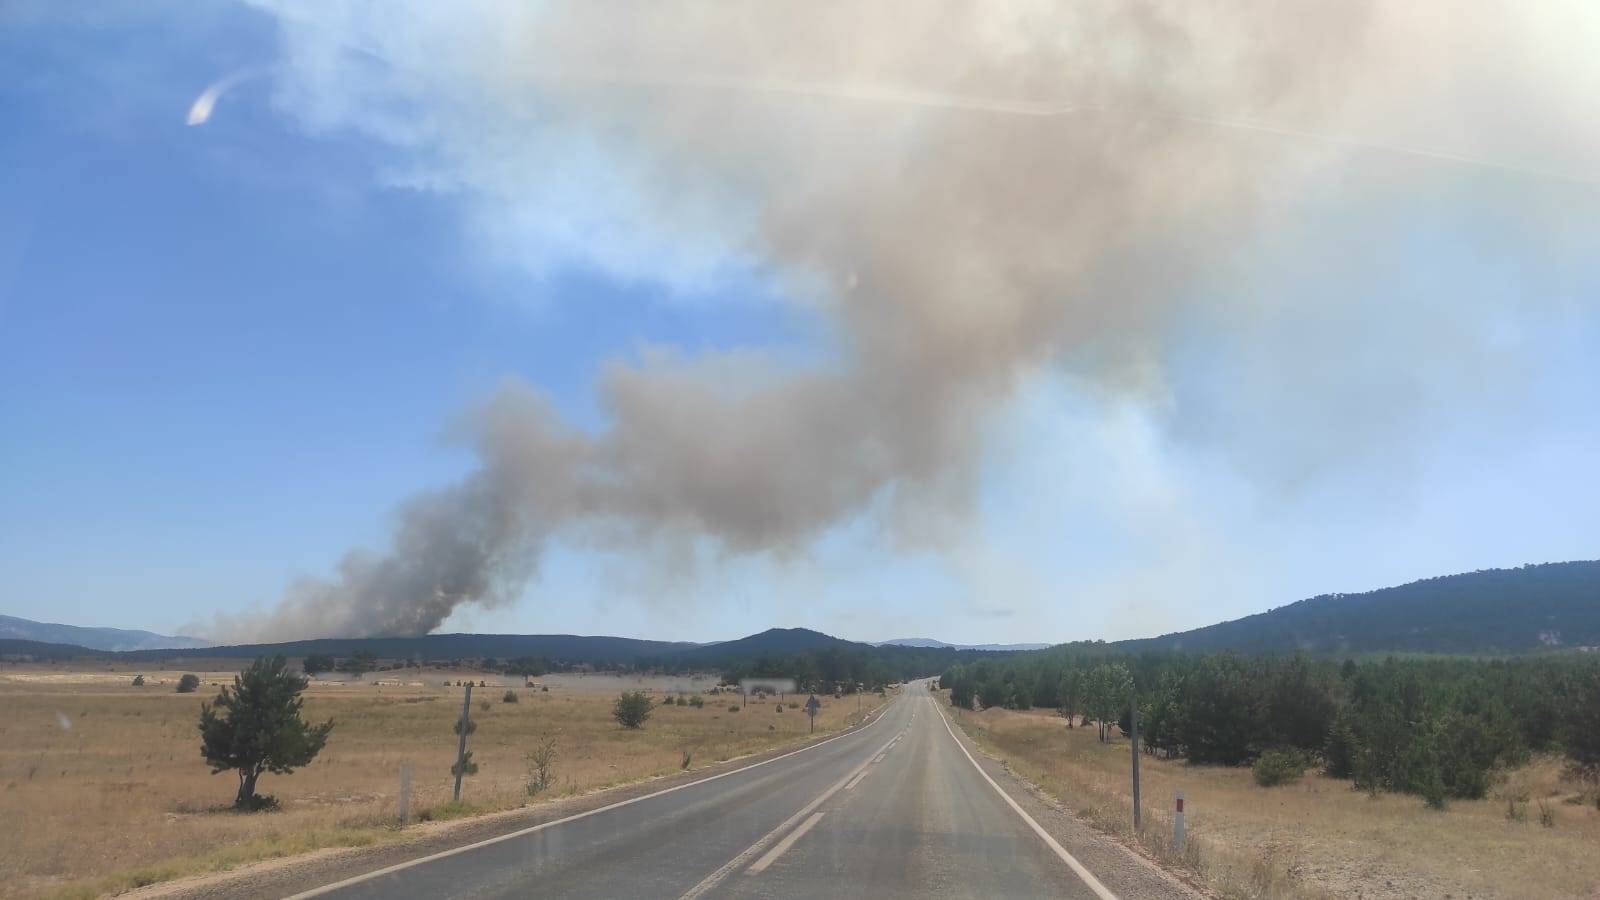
[
  {"xmin": 678, "ymin": 725, "xmax": 903, "ymax": 899},
  {"xmin": 282, "ymin": 702, "xmax": 892, "ymax": 900},
  {"xmin": 747, "ymin": 811, "xmax": 825, "ymax": 874},
  {"xmin": 931, "ymin": 697, "xmax": 1120, "ymax": 900}
]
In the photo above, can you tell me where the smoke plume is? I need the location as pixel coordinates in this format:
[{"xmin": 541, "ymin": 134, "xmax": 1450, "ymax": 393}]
[{"xmin": 229, "ymin": 1, "xmax": 1600, "ymax": 640}]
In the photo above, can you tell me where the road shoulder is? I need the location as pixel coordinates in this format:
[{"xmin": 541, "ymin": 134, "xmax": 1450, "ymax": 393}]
[{"xmin": 932, "ymin": 699, "xmax": 1207, "ymax": 900}]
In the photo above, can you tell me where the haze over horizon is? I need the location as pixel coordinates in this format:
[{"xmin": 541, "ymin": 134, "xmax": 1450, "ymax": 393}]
[{"xmin": 3, "ymin": 2, "xmax": 1599, "ymax": 646}]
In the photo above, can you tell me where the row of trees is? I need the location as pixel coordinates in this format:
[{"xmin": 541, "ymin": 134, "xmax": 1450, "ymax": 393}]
[
  {"xmin": 300, "ymin": 652, "xmax": 559, "ymax": 678},
  {"xmin": 694, "ymin": 647, "xmax": 946, "ymax": 693},
  {"xmin": 941, "ymin": 651, "xmax": 1600, "ymax": 807}
]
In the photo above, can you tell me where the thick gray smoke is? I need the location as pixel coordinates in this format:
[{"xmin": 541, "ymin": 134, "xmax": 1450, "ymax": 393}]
[{"xmin": 229, "ymin": 1, "xmax": 1600, "ymax": 640}]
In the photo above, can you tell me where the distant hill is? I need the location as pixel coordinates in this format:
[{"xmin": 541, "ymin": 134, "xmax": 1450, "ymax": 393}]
[
  {"xmin": 13, "ymin": 561, "xmax": 1594, "ymax": 666},
  {"xmin": 5, "ymin": 626, "xmax": 875, "ymax": 667},
  {"xmin": 878, "ymin": 638, "xmax": 1051, "ymax": 652},
  {"xmin": 0, "ymin": 614, "xmax": 210, "ymax": 652},
  {"xmin": 0, "ymin": 638, "xmax": 107, "ymax": 660},
  {"xmin": 1116, "ymin": 561, "xmax": 1600, "ymax": 656},
  {"xmin": 683, "ymin": 627, "xmax": 857, "ymax": 660},
  {"xmin": 116, "ymin": 632, "xmax": 695, "ymax": 664}
]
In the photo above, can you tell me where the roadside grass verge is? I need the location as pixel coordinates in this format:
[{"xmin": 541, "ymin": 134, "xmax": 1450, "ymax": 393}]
[
  {"xmin": 941, "ymin": 695, "xmax": 1600, "ymax": 899},
  {"xmin": 48, "ymin": 826, "xmax": 397, "ymax": 900},
  {"xmin": 1, "ymin": 669, "xmax": 886, "ymax": 899}
]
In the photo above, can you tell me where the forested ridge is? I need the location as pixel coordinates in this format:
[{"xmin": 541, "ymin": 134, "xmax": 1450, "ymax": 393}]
[{"xmin": 1116, "ymin": 561, "xmax": 1600, "ymax": 655}]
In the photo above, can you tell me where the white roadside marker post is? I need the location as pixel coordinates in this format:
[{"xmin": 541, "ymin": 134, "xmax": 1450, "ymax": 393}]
[{"xmin": 1174, "ymin": 790, "xmax": 1186, "ymax": 851}]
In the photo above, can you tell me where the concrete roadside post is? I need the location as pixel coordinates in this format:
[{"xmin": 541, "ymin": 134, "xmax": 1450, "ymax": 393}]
[
  {"xmin": 453, "ymin": 682, "xmax": 474, "ymax": 802},
  {"xmin": 1174, "ymin": 790, "xmax": 1186, "ymax": 851}
]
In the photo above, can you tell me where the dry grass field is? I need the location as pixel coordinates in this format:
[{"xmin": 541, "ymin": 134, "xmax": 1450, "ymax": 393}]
[
  {"xmin": 0, "ymin": 662, "xmax": 884, "ymax": 899},
  {"xmin": 946, "ymin": 699, "xmax": 1600, "ymax": 900}
]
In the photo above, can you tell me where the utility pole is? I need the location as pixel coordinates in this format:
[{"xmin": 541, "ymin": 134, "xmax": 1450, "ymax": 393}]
[
  {"xmin": 452, "ymin": 682, "xmax": 474, "ymax": 802},
  {"xmin": 1130, "ymin": 694, "xmax": 1142, "ymax": 832}
]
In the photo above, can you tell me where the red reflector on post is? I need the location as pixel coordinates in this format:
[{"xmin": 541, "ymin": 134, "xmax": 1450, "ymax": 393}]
[{"xmin": 1175, "ymin": 797, "xmax": 1184, "ymax": 812}]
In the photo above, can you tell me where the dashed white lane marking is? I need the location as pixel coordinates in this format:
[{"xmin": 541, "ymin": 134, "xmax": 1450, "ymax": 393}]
[
  {"xmin": 679, "ymin": 706, "xmax": 910, "ymax": 898},
  {"xmin": 843, "ymin": 769, "xmax": 870, "ymax": 791},
  {"xmin": 747, "ymin": 811, "xmax": 825, "ymax": 874},
  {"xmin": 284, "ymin": 702, "xmax": 893, "ymax": 900},
  {"xmin": 931, "ymin": 697, "xmax": 1120, "ymax": 900}
]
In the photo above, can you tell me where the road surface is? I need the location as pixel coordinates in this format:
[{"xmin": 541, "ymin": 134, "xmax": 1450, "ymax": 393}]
[{"xmin": 287, "ymin": 682, "xmax": 1193, "ymax": 899}]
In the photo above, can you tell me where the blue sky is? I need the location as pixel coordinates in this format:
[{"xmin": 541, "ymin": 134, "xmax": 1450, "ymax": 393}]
[{"xmin": 2, "ymin": 3, "xmax": 1597, "ymax": 644}]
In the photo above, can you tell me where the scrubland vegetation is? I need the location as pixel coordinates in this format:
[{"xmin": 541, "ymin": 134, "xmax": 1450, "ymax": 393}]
[
  {"xmin": 0, "ymin": 665, "xmax": 879, "ymax": 899},
  {"xmin": 951, "ymin": 700, "xmax": 1600, "ymax": 899},
  {"xmin": 940, "ymin": 651, "xmax": 1600, "ymax": 898}
]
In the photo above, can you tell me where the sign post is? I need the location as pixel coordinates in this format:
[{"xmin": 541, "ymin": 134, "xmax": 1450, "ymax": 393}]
[
  {"xmin": 1130, "ymin": 697, "xmax": 1141, "ymax": 832},
  {"xmin": 805, "ymin": 694, "xmax": 821, "ymax": 733},
  {"xmin": 452, "ymin": 682, "xmax": 474, "ymax": 802}
]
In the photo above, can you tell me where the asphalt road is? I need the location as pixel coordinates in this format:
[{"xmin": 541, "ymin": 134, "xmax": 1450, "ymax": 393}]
[{"xmin": 289, "ymin": 682, "xmax": 1193, "ymax": 900}]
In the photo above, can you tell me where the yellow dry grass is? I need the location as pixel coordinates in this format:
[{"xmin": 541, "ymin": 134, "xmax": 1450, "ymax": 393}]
[
  {"xmin": 0, "ymin": 664, "xmax": 882, "ymax": 899},
  {"xmin": 947, "ymin": 701, "xmax": 1600, "ymax": 900}
]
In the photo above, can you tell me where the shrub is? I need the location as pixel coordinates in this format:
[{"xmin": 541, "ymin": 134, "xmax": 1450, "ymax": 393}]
[
  {"xmin": 728, "ymin": 704, "xmax": 741, "ymax": 713},
  {"xmin": 1253, "ymin": 748, "xmax": 1307, "ymax": 787},
  {"xmin": 541, "ymin": 685, "xmax": 550, "ymax": 692},
  {"xmin": 613, "ymin": 691, "xmax": 653, "ymax": 728},
  {"xmin": 131, "ymin": 674, "xmax": 145, "ymax": 687},
  {"xmin": 525, "ymin": 737, "xmax": 557, "ymax": 796},
  {"xmin": 503, "ymin": 690, "xmax": 519, "ymax": 704},
  {"xmin": 176, "ymin": 673, "xmax": 201, "ymax": 693},
  {"xmin": 680, "ymin": 750, "xmax": 692, "ymax": 770},
  {"xmin": 660, "ymin": 695, "xmax": 678, "ymax": 707},
  {"xmin": 775, "ymin": 704, "xmax": 784, "ymax": 713},
  {"xmin": 451, "ymin": 749, "xmax": 479, "ymax": 778},
  {"xmin": 236, "ymin": 793, "xmax": 280, "ymax": 811},
  {"xmin": 688, "ymin": 694, "xmax": 705, "ymax": 708}
]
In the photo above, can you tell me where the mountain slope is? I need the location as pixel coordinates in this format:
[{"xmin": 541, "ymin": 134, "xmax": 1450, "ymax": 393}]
[
  {"xmin": 878, "ymin": 638, "xmax": 1052, "ymax": 652},
  {"xmin": 680, "ymin": 627, "xmax": 859, "ymax": 660},
  {"xmin": 0, "ymin": 614, "xmax": 210, "ymax": 652},
  {"xmin": 115, "ymin": 628, "xmax": 857, "ymax": 664},
  {"xmin": 1116, "ymin": 561, "xmax": 1600, "ymax": 655},
  {"xmin": 116, "ymin": 633, "xmax": 694, "ymax": 663},
  {"xmin": 0, "ymin": 638, "xmax": 108, "ymax": 660}
]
